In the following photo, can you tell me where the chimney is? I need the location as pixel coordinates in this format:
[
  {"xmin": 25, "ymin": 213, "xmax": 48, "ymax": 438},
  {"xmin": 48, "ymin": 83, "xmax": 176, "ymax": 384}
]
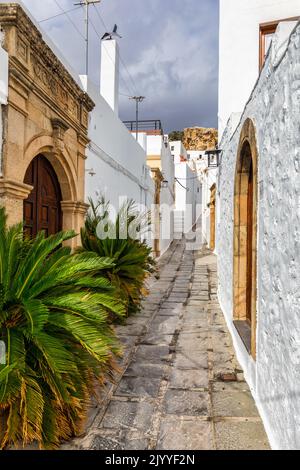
[{"xmin": 100, "ymin": 39, "xmax": 119, "ymax": 114}]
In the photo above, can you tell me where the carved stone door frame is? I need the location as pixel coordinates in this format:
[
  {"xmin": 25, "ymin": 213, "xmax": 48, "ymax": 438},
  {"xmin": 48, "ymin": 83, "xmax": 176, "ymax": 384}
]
[{"xmin": 233, "ymin": 119, "xmax": 258, "ymax": 359}]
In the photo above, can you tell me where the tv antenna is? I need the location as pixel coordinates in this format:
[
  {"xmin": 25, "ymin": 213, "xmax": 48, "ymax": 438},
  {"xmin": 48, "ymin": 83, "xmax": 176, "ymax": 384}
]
[
  {"xmin": 129, "ymin": 96, "xmax": 146, "ymax": 141},
  {"xmin": 74, "ymin": 0, "xmax": 101, "ymax": 76}
]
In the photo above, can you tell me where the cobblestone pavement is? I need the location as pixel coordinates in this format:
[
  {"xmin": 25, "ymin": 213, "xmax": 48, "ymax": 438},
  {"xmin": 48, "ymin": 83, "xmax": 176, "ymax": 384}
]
[{"xmin": 64, "ymin": 238, "xmax": 270, "ymax": 450}]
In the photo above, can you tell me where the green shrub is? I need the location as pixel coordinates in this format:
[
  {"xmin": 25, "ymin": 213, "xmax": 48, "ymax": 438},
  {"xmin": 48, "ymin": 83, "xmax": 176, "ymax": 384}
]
[
  {"xmin": 0, "ymin": 208, "xmax": 125, "ymax": 449},
  {"xmin": 81, "ymin": 198, "xmax": 156, "ymax": 317}
]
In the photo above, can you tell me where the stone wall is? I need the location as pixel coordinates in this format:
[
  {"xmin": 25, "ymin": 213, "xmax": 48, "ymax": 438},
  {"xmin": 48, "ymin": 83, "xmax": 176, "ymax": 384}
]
[
  {"xmin": 183, "ymin": 127, "xmax": 218, "ymax": 151},
  {"xmin": 0, "ymin": 43, "xmax": 8, "ymax": 176},
  {"xmin": 0, "ymin": 4, "xmax": 93, "ymax": 247},
  {"xmin": 217, "ymin": 21, "xmax": 300, "ymax": 449}
]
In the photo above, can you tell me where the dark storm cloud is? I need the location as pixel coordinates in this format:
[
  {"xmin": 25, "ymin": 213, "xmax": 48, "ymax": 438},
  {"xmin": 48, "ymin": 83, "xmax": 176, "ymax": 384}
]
[{"xmin": 19, "ymin": 0, "xmax": 219, "ymax": 132}]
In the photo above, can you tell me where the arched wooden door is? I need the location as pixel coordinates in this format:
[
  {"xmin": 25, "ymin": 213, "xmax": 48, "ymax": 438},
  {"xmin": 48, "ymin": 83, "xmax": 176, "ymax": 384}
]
[
  {"xmin": 23, "ymin": 155, "xmax": 62, "ymax": 238},
  {"xmin": 233, "ymin": 136, "xmax": 257, "ymax": 358},
  {"xmin": 210, "ymin": 184, "xmax": 216, "ymax": 250},
  {"xmin": 246, "ymin": 159, "xmax": 254, "ymax": 324}
]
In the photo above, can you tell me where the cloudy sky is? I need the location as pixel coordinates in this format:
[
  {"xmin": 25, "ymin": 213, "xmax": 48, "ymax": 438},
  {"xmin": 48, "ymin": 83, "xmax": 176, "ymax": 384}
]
[{"xmin": 16, "ymin": 0, "xmax": 219, "ymax": 132}]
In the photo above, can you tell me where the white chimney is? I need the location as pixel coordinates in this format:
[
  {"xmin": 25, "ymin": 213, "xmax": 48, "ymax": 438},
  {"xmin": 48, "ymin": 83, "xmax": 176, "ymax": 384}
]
[{"xmin": 100, "ymin": 39, "xmax": 119, "ymax": 114}]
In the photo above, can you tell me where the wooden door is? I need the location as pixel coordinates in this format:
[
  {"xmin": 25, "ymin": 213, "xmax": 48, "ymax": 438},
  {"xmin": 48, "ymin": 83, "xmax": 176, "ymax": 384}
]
[
  {"xmin": 23, "ymin": 155, "xmax": 62, "ymax": 238},
  {"xmin": 246, "ymin": 160, "xmax": 253, "ymax": 324},
  {"xmin": 210, "ymin": 185, "xmax": 216, "ymax": 250}
]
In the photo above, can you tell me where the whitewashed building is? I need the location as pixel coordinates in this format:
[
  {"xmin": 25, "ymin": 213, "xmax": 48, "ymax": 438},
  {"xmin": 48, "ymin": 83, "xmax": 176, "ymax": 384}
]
[
  {"xmin": 187, "ymin": 150, "xmax": 215, "ymax": 247},
  {"xmin": 170, "ymin": 143, "xmax": 202, "ymax": 235},
  {"xmin": 84, "ymin": 39, "xmax": 155, "ymax": 215},
  {"xmin": 142, "ymin": 127, "xmax": 175, "ymax": 257},
  {"xmin": 217, "ymin": 0, "xmax": 300, "ymax": 450},
  {"xmin": 219, "ymin": 0, "xmax": 300, "ymax": 136},
  {"xmin": 170, "ymin": 142, "xmax": 217, "ymax": 248},
  {"xmin": 82, "ymin": 37, "xmax": 175, "ymax": 259}
]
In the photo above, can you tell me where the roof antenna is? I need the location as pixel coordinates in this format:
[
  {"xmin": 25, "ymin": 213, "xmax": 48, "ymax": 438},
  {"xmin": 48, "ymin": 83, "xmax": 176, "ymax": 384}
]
[
  {"xmin": 129, "ymin": 96, "xmax": 146, "ymax": 141},
  {"xmin": 74, "ymin": 0, "xmax": 101, "ymax": 76}
]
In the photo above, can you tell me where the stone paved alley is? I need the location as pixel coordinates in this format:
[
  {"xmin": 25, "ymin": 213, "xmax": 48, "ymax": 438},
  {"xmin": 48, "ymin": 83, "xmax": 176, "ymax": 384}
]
[{"xmin": 65, "ymin": 238, "xmax": 270, "ymax": 451}]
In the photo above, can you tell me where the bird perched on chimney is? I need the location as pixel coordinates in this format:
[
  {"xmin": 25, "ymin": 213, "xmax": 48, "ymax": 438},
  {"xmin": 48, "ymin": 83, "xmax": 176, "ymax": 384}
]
[{"xmin": 101, "ymin": 24, "xmax": 122, "ymax": 41}]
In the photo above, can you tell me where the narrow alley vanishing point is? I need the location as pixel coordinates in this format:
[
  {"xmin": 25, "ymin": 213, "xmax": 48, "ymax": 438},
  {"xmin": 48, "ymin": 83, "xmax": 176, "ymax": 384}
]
[{"xmin": 64, "ymin": 235, "xmax": 270, "ymax": 451}]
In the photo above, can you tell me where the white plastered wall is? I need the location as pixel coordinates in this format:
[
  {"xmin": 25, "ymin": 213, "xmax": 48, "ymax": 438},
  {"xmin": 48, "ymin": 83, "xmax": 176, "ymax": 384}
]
[
  {"xmin": 154, "ymin": 136, "xmax": 175, "ymax": 257},
  {"xmin": 217, "ymin": 22, "xmax": 300, "ymax": 450},
  {"xmin": 84, "ymin": 79, "xmax": 154, "ymax": 215},
  {"xmin": 219, "ymin": 0, "xmax": 300, "ymax": 138}
]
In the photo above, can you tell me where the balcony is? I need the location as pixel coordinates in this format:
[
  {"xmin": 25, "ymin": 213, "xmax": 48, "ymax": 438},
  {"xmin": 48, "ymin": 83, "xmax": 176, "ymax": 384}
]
[{"xmin": 123, "ymin": 119, "xmax": 164, "ymax": 136}]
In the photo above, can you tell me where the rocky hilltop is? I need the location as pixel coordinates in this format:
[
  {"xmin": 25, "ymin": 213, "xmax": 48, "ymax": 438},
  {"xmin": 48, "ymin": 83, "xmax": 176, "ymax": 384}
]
[{"xmin": 182, "ymin": 127, "xmax": 218, "ymax": 151}]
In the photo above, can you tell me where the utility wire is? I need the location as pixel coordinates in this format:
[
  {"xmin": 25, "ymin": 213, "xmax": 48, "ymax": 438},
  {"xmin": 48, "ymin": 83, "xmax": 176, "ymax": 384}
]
[
  {"xmin": 85, "ymin": 9, "xmax": 134, "ymax": 96},
  {"xmin": 92, "ymin": 2, "xmax": 107, "ymax": 29},
  {"xmin": 175, "ymin": 176, "xmax": 202, "ymax": 180},
  {"xmin": 175, "ymin": 178, "xmax": 189, "ymax": 190},
  {"xmin": 40, "ymin": 1, "xmax": 139, "ymax": 99},
  {"xmin": 92, "ymin": 3, "xmax": 139, "ymax": 96},
  {"xmin": 119, "ymin": 54, "xmax": 139, "ymax": 97},
  {"xmin": 85, "ymin": 4, "xmax": 132, "ymax": 97},
  {"xmin": 53, "ymin": 0, "xmax": 85, "ymax": 40},
  {"xmin": 38, "ymin": 6, "xmax": 82, "ymax": 23}
]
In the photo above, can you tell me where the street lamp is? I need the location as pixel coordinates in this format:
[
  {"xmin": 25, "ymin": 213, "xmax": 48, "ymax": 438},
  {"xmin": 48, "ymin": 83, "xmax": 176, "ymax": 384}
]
[
  {"xmin": 205, "ymin": 149, "xmax": 222, "ymax": 168},
  {"xmin": 85, "ymin": 167, "xmax": 96, "ymax": 177}
]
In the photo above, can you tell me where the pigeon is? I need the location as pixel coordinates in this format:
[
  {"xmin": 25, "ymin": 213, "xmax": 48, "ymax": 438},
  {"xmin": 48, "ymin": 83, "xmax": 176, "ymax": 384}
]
[{"xmin": 101, "ymin": 24, "xmax": 122, "ymax": 41}]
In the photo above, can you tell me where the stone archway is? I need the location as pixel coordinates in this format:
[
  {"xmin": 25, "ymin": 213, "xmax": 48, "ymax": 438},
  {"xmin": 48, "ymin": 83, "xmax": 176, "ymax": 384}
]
[
  {"xmin": 20, "ymin": 134, "xmax": 88, "ymax": 248},
  {"xmin": 233, "ymin": 118, "xmax": 258, "ymax": 359},
  {"xmin": 23, "ymin": 133, "xmax": 77, "ymax": 203},
  {"xmin": 0, "ymin": 4, "xmax": 94, "ymax": 248},
  {"xmin": 210, "ymin": 184, "xmax": 216, "ymax": 251},
  {"xmin": 23, "ymin": 155, "xmax": 62, "ymax": 238}
]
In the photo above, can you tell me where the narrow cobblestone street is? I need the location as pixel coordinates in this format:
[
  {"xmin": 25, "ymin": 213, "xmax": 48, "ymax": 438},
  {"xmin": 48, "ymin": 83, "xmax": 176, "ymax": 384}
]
[{"xmin": 65, "ymin": 238, "xmax": 270, "ymax": 451}]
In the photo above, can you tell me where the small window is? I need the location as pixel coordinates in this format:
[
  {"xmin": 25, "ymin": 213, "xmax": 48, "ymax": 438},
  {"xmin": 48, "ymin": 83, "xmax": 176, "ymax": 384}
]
[
  {"xmin": 259, "ymin": 17, "xmax": 299, "ymax": 70},
  {"xmin": 171, "ymin": 145, "xmax": 174, "ymax": 151}
]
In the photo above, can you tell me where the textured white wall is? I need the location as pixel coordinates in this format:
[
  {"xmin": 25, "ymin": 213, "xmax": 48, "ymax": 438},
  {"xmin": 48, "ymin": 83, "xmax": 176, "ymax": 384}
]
[
  {"xmin": 170, "ymin": 141, "xmax": 187, "ymax": 164},
  {"xmin": 175, "ymin": 163, "xmax": 188, "ymax": 210},
  {"xmin": 0, "ymin": 44, "xmax": 8, "ymax": 176},
  {"xmin": 100, "ymin": 40, "xmax": 119, "ymax": 115},
  {"xmin": 217, "ymin": 22, "xmax": 300, "ymax": 450},
  {"xmin": 172, "ymin": 144, "xmax": 201, "ymax": 226},
  {"xmin": 172, "ymin": 144, "xmax": 199, "ymax": 234},
  {"xmin": 85, "ymin": 80, "xmax": 154, "ymax": 212},
  {"xmin": 202, "ymin": 168, "xmax": 217, "ymax": 246},
  {"xmin": 155, "ymin": 136, "xmax": 175, "ymax": 256},
  {"xmin": 219, "ymin": 0, "xmax": 300, "ymax": 138},
  {"xmin": 186, "ymin": 150, "xmax": 214, "ymax": 241}
]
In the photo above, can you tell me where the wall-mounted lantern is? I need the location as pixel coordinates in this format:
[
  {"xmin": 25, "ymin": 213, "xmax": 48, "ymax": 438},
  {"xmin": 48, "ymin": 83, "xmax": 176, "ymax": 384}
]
[
  {"xmin": 205, "ymin": 149, "xmax": 222, "ymax": 168},
  {"xmin": 162, "ymin": 180, "xmax": 169, "ymax": 189},
  {"xmin": 85, "ymin": 167, "xmax": 96, "ymax": 177}
]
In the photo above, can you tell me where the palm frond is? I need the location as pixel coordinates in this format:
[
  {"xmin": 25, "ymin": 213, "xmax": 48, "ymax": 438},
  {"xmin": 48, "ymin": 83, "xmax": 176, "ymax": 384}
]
[
  {"xmin": 0, "ymin": 208, "xmax": 122, "ymax": 449},
  {"xmin": 81, "ymin": 196, "xmax": 156, "ymax": 316}
]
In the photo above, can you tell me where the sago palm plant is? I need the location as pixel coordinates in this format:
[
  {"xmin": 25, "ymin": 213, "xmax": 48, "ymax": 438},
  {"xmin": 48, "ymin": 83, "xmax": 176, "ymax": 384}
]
[
  {"xmin": 81, "ymin": 198, "xmax": 156, "ymax": 317},
  {"xmin": 0, "ymin": 208, "xmax": 125, "ymax": 449}
]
